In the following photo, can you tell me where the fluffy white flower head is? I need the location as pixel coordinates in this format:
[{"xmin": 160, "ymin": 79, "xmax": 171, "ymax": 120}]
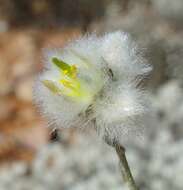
[{"xmin": 34, "ymin": 31, "xmax": 151, "ymax": 145}]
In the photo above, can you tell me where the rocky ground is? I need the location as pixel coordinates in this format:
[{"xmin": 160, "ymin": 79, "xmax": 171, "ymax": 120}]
[{"xmin": 0, "ymin": 0, "xmax": 183, "ymax": 189}]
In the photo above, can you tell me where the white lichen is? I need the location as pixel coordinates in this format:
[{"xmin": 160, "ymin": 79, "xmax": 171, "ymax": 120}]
[{"xmin": 34, "ymin": 31, "xmax": 152, "ymax": 145}]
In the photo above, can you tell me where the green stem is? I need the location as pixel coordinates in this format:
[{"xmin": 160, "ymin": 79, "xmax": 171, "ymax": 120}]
[{"xmin": 115, "ymin": 145, "xmax": 139, "ymax": 190}]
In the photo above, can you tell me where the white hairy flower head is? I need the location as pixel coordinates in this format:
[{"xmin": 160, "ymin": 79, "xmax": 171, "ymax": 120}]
[{"xmin": 34, "ymin": 31, "xmax": 152, "ymax": 145}]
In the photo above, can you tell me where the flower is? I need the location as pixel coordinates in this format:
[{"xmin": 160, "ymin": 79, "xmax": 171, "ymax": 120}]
[{"xmin": 34, "ymin": 31, "xmax": 152, "ymax": 145}]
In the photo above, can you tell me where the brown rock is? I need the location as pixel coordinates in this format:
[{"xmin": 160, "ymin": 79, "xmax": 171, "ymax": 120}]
[{"xmin": 15, "ymin": 76, "xmax": 34, "ymax": 102}]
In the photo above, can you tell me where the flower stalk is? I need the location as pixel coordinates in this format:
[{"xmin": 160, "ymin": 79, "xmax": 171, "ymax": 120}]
[{"xmin": 115, "ymin": 144, "xmax": 139, "ymax": 190}]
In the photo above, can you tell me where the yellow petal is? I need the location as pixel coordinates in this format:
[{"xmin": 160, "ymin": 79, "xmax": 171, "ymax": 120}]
[
  {"xmin": 52, "ymin": 57, "xmax": 77, "ymax": 78},
  {"xmin": 42, "ymin": 80, "xmax": 61, "ymax": 94}
]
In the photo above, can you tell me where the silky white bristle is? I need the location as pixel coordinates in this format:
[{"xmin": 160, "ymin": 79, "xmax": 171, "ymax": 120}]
[{"xmin": 34, "ymin": 31, "xmax": 152, "ymax": 145}]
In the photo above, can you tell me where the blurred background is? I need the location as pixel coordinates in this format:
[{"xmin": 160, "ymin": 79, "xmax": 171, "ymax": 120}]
[{"xmin": 0, "ymin": 0, "xmax": 183, "ymax": 190}]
